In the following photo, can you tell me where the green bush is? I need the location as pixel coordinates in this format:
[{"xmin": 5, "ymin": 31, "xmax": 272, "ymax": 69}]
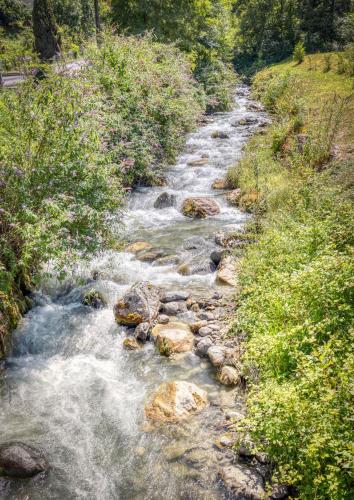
[
  {"xmin": 293, "ymin": 41, "xmax": 305, "ymax": 64},
  {"xmin": 0, "ymin": 34, "xmax": 204, "ymax": 342}
]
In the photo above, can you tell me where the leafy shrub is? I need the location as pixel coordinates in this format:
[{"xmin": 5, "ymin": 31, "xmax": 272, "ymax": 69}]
[
  {"xmin": 0, "ymin": 34, "xmax": 204, "ymax": 343},
  {"xmin": 293, "ymin": 41, "xmax": 305, "ymax": 64},
  {"xmin": 0, "ymin": 0, "xmax": 31, "ymax": 31},
  {"xmin": 323, "ymin": 53, "xmax": 332, "ymax": 72}
]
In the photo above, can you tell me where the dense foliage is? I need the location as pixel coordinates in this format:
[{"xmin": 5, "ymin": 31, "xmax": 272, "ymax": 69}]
[
  {"xmin": 0, "ymin": 0, "xmax": 31, "ymax": 31},
  {"xmin": 0, "ymin": 34, "xmax": 203, "ymax": 349},
  {"xmin": 233, "ymin": 0, "xmax": 353, "ymax": 73},
  {"xmin": 228, "ymin": 57, "xmax": 354, "ymax": 498},
  {"xmin": 111, "ymin": 0, "xmax": 237, "ymax": 111}
]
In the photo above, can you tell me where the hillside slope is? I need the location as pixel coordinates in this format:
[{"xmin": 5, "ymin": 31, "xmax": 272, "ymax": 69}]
[{"xmin": 228, "ymin": 53, "xmax": 353, "ymax": 498}]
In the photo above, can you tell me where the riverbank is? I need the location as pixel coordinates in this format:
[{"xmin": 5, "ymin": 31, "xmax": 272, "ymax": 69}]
[{"xmin": 226, "ymin": 53, "xmax": 353, "ymax": 498}]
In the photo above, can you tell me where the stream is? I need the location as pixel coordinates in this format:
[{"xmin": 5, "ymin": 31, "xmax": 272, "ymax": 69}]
[{"xmin": 0, "ymin": 86, "xmax": 267, "ymax": 499}]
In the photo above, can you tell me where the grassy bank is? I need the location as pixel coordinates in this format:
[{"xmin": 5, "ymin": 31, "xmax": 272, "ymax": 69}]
[
  {"xmin": 228, "ymin": 53, "xmax": 353, "ymax": 498},
  {"xmin": 0, "ymin": 34, "xmax": 204, "ymax": 357}
]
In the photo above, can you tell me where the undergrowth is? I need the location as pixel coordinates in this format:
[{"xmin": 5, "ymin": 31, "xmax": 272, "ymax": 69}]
[{"xmin": 228, "ymin": 54, "xmax": 354, "ymax": 498}]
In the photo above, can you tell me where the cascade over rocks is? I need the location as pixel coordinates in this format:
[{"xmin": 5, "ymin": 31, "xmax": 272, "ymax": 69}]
[
  {"xmin": 181, "ymin": 197, "xmax": 220, "ymax": 218},
  {"xmin": 0, "ymin": 442, "xmax": 49, "ymax": 478},
  {"xmin": 114, "ymin": 281, "xmax": 161, "ymax": 326},
  {"xmin": 145, "ymin": 381, "xmax": 208, "ymax": 422}
]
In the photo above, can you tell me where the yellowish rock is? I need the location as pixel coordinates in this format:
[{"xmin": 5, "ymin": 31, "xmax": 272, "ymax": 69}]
[
  {"xmin": 123, "ymin": 338, "xmax": 141, "ymax": 350},
  {"xmin": 152, "ymin": 322, "xmax": 194, "ymax": 356},
  {"xmin": 217, "ymin": 366, "xmax": 240, "ymax": 386},
  {"xmin": 125, "ymin": 241, "xmax": 152, "ymax": 253},
  {"xmin": 187, "ymin": 158, "xmax": 209, "ymax": 167},
  {"xmin": 145, "ymin": 381, "xmax": 208, "ymax": 422},
  {"xmin": 212, "ymin": 178, "xmax": 227, "ymax": 190},
  {"xmin": 216, "ymin": 256, "xmax": 238, "ymax": 287}
]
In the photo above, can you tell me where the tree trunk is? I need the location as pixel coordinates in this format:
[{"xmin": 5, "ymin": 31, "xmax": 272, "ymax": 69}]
[
  {"xmin": 94, "ymin": 0, "xmax": 101, "ymax": 34},
  {"xmin": 32, "ymin": 0, "xmax": 61, "ymax": 61}
]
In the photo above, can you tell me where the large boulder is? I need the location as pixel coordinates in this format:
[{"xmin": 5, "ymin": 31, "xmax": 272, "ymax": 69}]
[
  {"xmin": 216, "ymin": 256, "xmax": 238, "ymax": 287},
  {"xmin": 0, "ymin": 442, "xmax": 49, "ymax": 478},
  {"xmin": 219, "ymin": 464, "xmax": 266, "ymax": 500},
  {"xmin": 153, "ymin": 192, "xmax": 176, "ymax": 209},
  {"xmin": 152, "ymin": 322, "xmax": 193, "ymax": 356},
  {"xmin": 145, "ymin": 381, "xmax": 208, "ymax": 422},
  {"xmin": 114, "ymin": 282, "xmax": 161, "ymax": 326},
  {"xmin": 181, "ymin": 197, "xmax": 220, "ymax": 219}
]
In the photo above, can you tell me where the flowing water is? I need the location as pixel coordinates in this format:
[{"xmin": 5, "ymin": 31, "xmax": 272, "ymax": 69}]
[{"xmin": 0, "ymin": 86, "xmax": 267, "ymax": 499}]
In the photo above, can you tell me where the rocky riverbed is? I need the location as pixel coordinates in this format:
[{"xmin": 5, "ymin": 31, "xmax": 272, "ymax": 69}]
[{"xmin": 0, "ymin": 86, "xmax": 285, "ymax": 499}]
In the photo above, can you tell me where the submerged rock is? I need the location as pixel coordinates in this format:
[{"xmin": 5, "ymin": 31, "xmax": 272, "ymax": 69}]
[
  {"xmin": 123, "ymin": 338, "xmax": 141, "ymax": 350},
  {"xmin": 187, "ymin": 158, "xmax": 209, "ymax": 167},
  {"xmin": 153, "ymin": 192, "xmax": 176, "ymax": 209},
  {"xmin": 145, "ymin": 381, "xmax": 208, "ymax": 422},
  {"xmin": 219, "ymin": 464, "xmax": 266, "ymax": 500},
  {"xmin": 81, "ymin": 288, "xmax": 106, "ymax": 309},
  {"xmin": 125, "ymin": 241, "xmax": 152, "ymax": 253},
  {"xmin": 183, "ymin": 236, "xmax": 206, "ymax": 250},
  {"xmin": 152, "ymin": 255, "xmax": 180, "ymax": 266},
  {"xmin": 152, "ymin": 322, "xmax": 193, "ymax": 356},
  {"xmin": 216, "ymin": 256, "xmax": 238, "ymax": 287},
  {"xmin": 181, "ymin": 197, "xmax": 220, "ymax": 219},
  {"xmin": 211, "ymin": 131, "xmax": 229, "ymax": 139},
  {"xmin": 0, "ymin": 442, "xmax": 49, "ymax": 478},
  {"xmin": 114, "ymin": 282, "xmax": 161, "ymax": 326},
  {"xmin": 212, "ymin": 178, "xmax": 228, "ymax": 190}
]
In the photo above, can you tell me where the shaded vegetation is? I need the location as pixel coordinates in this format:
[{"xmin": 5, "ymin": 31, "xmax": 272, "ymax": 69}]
[{"xmin": 228, "ymin": 54, "xmax": 354, "ymax": 498}]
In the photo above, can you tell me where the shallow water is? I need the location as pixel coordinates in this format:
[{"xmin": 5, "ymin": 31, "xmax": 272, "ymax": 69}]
[{"xmin": 0, "ymin": 86, "xmax": 267, "ymax": 499}]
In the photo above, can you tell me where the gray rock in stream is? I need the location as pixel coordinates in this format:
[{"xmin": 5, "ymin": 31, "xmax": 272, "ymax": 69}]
[
  {"xmin": 153, "ymin": 192, "xmax": 176, "ymax": 209},
  {"xmin": 219, "ymin": 464, "xmax": 266, "ymax": 500},
  {"xmin": 161, "ymin": 301, "xmax": 188, "ymax": 316},
  {"xmin": 0, "ymin": 442, "xmax": 49, "ymax": 478},
  {"xmin": 114, "ymin": 282, "xmax": 161, "ymax": 326},
  {"xmin": 134, "ymin": 322, "xmax": 151, "ymax": 342},
  {"xmin": 161, "ymin": 291, "xmax": 190, "ymax": 303}
]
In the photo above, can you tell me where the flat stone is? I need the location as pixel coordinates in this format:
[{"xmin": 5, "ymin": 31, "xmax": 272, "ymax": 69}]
[
  {"xmin": 187, "ymin": 158, "xmax": 209, "ymax": 167},
  {"xmin": 152, "ymin": 322, "xmax": 194, "ymax": 355},
  {"xmin": 161, "ymin": 291, "xmax": 190, "ymax": 303},
  {"xmin": 125, "ymin": 241, "xmax": 152, "ymax": 253},
  {"xmin": 145, "ymin": 381, "xmax": 208, "ymax": 422},
  {"xmin": 161, "ymin": 301, "xmax": 188, "ymax": 316}
]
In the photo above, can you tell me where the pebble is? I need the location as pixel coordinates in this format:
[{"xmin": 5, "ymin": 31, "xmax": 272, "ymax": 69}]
[
  {"xmin": 198, "ymin": 311, "xmax": 215, "ymax": 321},
  {"xmin": 195, "ymin": 338, "xmax": 213, "ymax": 357},
  {"xmin": 199, "ymin": 326, "xmax": 213, "ymax": 337},
  {"xmin": 207, "ymin": 345, "xmax": 225, "ymax": 366},
  {"xmin": 157, "ymin": 314, "xmax": 170, "ymax": 324}
]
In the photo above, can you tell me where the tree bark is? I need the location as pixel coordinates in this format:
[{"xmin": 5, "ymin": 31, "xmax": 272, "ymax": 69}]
[
  {"xmin": 94, "ymin": 0, "xmax": 101, "ymax": 34},
  {"xmin": 32, "ymin": 0, "xmax": 61, "ymax": 61}
]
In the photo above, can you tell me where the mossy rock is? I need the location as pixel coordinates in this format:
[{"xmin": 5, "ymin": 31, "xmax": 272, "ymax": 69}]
[{"xmin": 82, "ymin": 289, "xmax": 107, "ymax": 309}]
